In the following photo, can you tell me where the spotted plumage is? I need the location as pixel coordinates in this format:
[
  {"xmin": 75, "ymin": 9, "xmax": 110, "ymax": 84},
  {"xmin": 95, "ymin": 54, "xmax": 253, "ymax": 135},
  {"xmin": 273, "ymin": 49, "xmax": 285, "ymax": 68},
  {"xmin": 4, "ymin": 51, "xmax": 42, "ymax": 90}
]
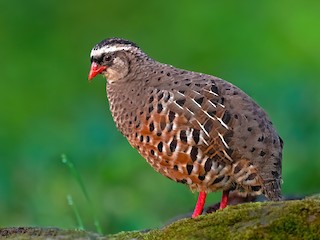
[{"xmin": 88, "ymin": 37, "xmax": 283, "ymax": 218}]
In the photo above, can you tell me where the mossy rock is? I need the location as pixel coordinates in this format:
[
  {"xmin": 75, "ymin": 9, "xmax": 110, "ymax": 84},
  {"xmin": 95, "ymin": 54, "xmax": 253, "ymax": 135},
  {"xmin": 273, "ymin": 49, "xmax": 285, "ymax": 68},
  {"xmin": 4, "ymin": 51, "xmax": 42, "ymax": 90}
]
[{"xmin": 1, "ymin": 197, "xmax": 320, "ymax": 239}]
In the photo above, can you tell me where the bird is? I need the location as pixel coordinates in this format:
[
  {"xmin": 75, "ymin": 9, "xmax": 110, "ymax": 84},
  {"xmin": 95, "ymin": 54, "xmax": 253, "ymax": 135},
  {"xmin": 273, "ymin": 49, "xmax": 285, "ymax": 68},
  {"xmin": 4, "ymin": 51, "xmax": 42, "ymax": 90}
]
[{"xmin": 88, "ymin": 37, "xmax": 283, "ymax": 218}]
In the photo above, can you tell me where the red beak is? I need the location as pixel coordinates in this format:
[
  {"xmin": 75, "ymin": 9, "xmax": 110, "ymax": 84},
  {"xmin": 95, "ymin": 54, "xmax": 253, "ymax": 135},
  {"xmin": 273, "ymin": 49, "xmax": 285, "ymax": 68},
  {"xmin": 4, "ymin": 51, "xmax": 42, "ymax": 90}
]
[{"xmin": 88, "ymin": 62, "xmax": 107, "ymax": 81}]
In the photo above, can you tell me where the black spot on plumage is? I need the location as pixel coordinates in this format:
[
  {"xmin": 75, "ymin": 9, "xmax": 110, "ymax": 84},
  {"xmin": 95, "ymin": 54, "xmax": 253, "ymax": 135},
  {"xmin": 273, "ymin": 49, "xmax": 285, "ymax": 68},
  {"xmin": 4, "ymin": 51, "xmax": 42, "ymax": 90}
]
[
  {"xmin": 180, "ymin": 130, "xmax": 187, "ymax": 142},
  {"xmin": 234, "ymin": 165, "xmax": 241, "ymax": 174},
  {"xmin": 247, "ymin": 127, "xmax": 252, "ymax": 132},
  {"xmin": 157, "ymin": 142, "xmax": 163, "ymax": 152},
  {"xmin": 207, "ymin": 148, "xmax": 215, "ymax": 156},
  {"xmin": 222, "ymin": 111, "xmax": 231, "ymax": 125},
  {"xmin": 204, "ymin": 158, "xmax": 213, "ymax": 172},
  {"xmin": 148, "ymin": 105, "xmax": 154, "ymax": 113},
  {"xmin": 178, "ymin": 179, "xmax": 187, "ymax": 184},
  {"xmin": 250, "ymin": 147, "xmax": 256, "ymax": 153},
  {"xmin": 252, "ymin": 186, "xmax": 262, "ymax": 192},
  {"xmin": 158, "ymin": 92, "xmax": 164, "ymax": 101},
  {"xmin": 164, "ymin": 93, "xmax": 170, "ymax": 102},
  {"xmin": 150, "ymin": 149, "xmax": 155, "ymax": 155},
  {"xmin": 226, "ymin": 148, "xmax": 233, "ymax": 157},
  {"xmin": 173, "ymin": 165, "xmax": 178, "ymax": 171},
  {"xmin": 168, "ymin": 111, "xmax": 175, "ymax": 122},
  {"xmin": 186, "ymin": 164, "xmax": 193, "ymax": 175},
  {"xmin": 157, "ymin": 103, "xmax": 163, "ymax": 113},
  {"xmin": 212, "ymin": 175, "xmax": 224, "ymax": 184},
  {"xmin": 279, "ymin": 136, "xmax": 284, "ymax": 148},
  {"xmin": 198, "ymin": 175, "xmax": 205, "ymax": 181},
  {"xmin": 258, "ymin": 136, "xmax": 264, "ymax": 142},
  {"xmin": 139, "ymin": 135, "xmax": 143, "ymax": 142},
  {"xmin": 195, "ymin": 97, "xmax": 204, "ymax": 105},
  {"xmin": 272, "ymin": 170, "xmax": 280, "ymax": 178},
  {"xmin": 192, "ymin": 129, "xmax": 200, "ymax": 144},
  {"xmin": 170, "ymin": 138, "xmax": 177, "ymax": 152},
  {"xmin": 210, "ymin": 85, "xmax": 219, "ymax": 94},
  {"xmin": 208, "ymin": 110, "xmax": 217, "ymax": 117},
  {"xmin": 149, "ymin": 96, "xmax": 154, "ymax": 103},
  {"xmin": 260, "ymin": 150, "xmax": 266, "ymax": 156},
  {"xmin": 246, "ymin": 173, "xmax": 257, "ymax": 181},
  {"xmin": 176, "ymin": 99, "xmax": 186, "ymax": 107},
  {"xmin": 149, "ymin": 122, "xmax": 154, "ymax": 132},
  {"xmin": 190, "ymin": 147, "xmax": 198, "ymax": 162}
]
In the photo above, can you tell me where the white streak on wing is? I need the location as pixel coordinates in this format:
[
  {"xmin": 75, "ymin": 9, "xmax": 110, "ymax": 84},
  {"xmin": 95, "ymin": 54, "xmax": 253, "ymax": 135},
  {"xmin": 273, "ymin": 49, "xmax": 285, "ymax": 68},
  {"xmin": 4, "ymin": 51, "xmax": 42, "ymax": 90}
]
[
  {"xmin": 203, "ymin": 88, "xmax": 219, "ymax": 96},
  {"xmin": 175, "ymin": 91, "xmax": 185, "ymax": 98},
  {"xmin": 208, "ymin": 100, "xmax": 217, "ymax": 108},
  {"xmin": 186, "ymin": 145, "xmax": 192, "ymax": 154},
  {"xmin": 173, "ymin": 101, "xmax": 184, "ymax": 110},
  {"xmin": 217, "ymin": 117, "xmax": 229, "ymax": 130},
  {"xmin": 195, "ymin": 119, "xmax": 210, "ymax": 138},
  {"xmin": 190, "ymin": 98, "xmax": 201, "ymax": 108},
  {"xmin": 193, "ymin": 163, "xmax": 199, "ymax": 173},
  {"xmin": 186, "ymin": 130, "xmax": 194, "ymax": 145},
  {"xmin": 222, "ymin": 149, "xmax": 233, "ymax": 161},
  {"xmin": 91, "ymin": 45, "xmax": 135, "ymax": 57},
  {"xmin": 191, "ymin": 90, "xmax": 202, "ymax": 96},
  {"xmin": 196, "ymin": 149, "xmax": 203, "ymax": 163},
  {"xmin": 201, "ymin": 109, "xmax": 216, "ymax": 121},
  {"xmin": 218, "ymin": 132, "xmax": 229, "ymax": 149},
  {"xmin": 185, "ymin": 107, "xmax": 194, "ymax": 116},
  {"xmin": 218, "ymin": 103, "xmax": 225, "ymax": 108}
]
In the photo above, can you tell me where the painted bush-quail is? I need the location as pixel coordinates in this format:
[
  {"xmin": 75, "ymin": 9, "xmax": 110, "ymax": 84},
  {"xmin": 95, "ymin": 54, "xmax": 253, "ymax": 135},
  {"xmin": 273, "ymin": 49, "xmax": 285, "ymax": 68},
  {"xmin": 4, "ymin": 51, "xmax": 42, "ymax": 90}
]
[{"xmin": 88, "ymin": 38, "xmax": 283, "ymax": 218}]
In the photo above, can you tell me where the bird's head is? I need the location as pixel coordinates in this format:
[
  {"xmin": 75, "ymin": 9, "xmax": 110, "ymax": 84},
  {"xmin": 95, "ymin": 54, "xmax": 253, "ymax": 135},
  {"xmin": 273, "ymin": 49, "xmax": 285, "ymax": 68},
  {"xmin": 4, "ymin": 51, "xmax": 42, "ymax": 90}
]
[{"xmin": 88, "ymin": 37, "xmax": 144, "ymax": 83}]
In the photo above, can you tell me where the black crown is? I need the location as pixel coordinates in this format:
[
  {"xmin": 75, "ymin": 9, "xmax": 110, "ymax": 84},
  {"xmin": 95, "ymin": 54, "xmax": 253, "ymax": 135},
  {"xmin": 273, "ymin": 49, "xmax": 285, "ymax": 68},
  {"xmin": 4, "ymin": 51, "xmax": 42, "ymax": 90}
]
[{"xmin": 94, "ymin": 37, "xmax": 139, "ymax": 50}]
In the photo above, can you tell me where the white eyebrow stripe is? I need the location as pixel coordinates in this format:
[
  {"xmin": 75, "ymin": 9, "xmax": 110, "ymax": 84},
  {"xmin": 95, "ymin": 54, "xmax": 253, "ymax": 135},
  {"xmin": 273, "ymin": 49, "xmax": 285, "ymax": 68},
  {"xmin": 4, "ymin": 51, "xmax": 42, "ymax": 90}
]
[{"xmin": 90, "ymin": 45, "xmax": 136, "ymax": 57}]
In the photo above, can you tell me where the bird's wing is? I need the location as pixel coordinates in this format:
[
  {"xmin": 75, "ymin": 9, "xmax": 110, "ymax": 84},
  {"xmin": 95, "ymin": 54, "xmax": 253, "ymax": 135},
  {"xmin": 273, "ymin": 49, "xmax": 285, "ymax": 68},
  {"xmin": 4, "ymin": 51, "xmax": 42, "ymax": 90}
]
[{"xmin": 128, "ymin": 75, "xmax": 237, "ymax": 190}]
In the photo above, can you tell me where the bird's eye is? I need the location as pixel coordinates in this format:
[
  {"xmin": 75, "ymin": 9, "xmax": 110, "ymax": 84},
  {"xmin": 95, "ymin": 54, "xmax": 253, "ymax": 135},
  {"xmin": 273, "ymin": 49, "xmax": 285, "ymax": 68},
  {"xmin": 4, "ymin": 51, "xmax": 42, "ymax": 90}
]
[{"xmin": 104, "ymin": 55, "xmax": 112, "ymax": 62}]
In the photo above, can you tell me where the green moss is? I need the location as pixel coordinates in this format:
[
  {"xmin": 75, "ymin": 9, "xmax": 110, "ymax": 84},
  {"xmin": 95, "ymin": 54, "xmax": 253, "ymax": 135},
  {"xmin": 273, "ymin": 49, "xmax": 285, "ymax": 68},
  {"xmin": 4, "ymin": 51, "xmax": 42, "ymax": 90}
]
[
  {"xmin": 1, "ymin": 197, "xmax": 320, "ymax": 240},
  {"xmin": 109, "ymin": 197, "xmax": 320, "ymax": 240}
]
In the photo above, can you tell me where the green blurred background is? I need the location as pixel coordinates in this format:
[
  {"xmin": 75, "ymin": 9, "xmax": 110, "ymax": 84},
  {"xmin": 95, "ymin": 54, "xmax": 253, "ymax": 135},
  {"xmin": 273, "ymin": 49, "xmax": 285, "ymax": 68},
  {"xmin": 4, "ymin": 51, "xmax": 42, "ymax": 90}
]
[{"xmin": 0, "ymin": 0, "xmax": 319, "ymax": 234}]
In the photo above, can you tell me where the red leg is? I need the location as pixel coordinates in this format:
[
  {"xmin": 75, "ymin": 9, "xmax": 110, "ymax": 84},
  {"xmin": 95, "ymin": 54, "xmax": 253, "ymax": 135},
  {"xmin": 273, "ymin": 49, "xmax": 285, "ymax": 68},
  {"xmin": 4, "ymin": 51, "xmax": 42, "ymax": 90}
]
[
  {"xmin": 192, "ymin": 191, "xmax": 207, "ymax": 218},
  {"xmin": 219, "ymin": 190, "xmax": 230, "ymax": 209}
]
